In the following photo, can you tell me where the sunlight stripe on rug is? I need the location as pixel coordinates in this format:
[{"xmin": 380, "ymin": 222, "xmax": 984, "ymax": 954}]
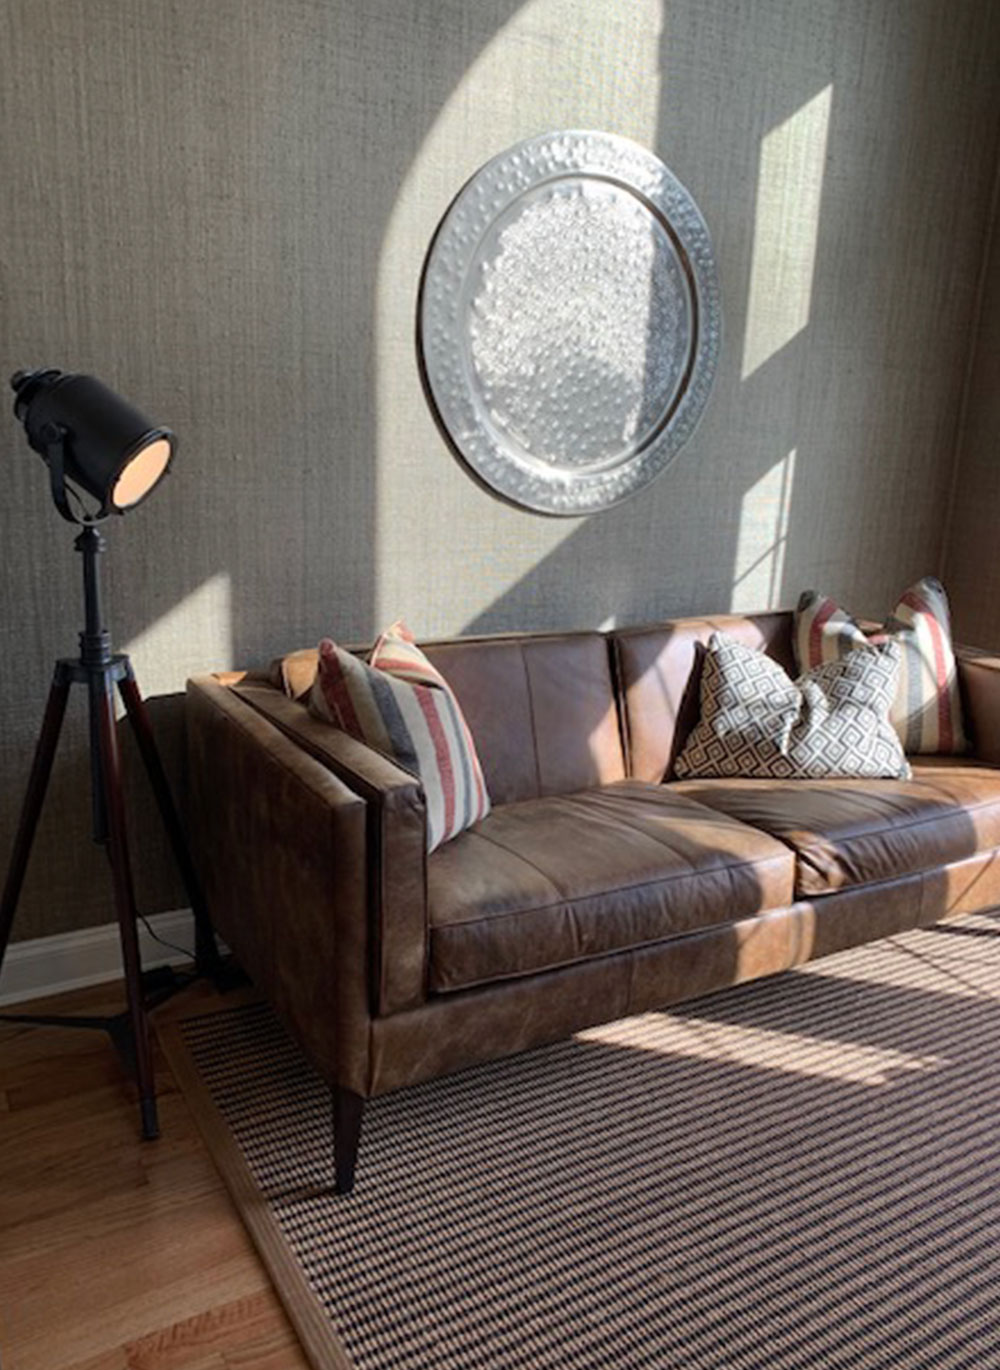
[{"xmin": 162, "ymin": 914, "xmax": 1000, "ymax": 1370}]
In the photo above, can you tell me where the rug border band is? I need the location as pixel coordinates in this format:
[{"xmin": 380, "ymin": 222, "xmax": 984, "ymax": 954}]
[{"xmin": 158, "ymin": 1016, "xmax": 354, "ymax": 1370}]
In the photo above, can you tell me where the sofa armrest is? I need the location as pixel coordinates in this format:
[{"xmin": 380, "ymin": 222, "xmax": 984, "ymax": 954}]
[
  {"xmin": 957, "ymin": 647, "xmax": 1000, "ymax": 766},
  {"xmin": 187, "ymin": 675, "xmax": 380, "ymax": 1091},
  {"xmin": 189, "ymin": 682, "xmax": 427, "ymax": 1057},
  {"xmin": 221, "ymin": 679, "xmax": 428, "ymax": 1016}
]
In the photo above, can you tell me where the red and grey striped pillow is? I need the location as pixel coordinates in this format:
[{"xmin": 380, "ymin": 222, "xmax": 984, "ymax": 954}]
[
  {"xmin": 794, "ymin": 578, "xmax": 966, "ymax": 754},
  {"xmin": 308, "ymin": 621, "xmax": 491, "ymax": 852}
]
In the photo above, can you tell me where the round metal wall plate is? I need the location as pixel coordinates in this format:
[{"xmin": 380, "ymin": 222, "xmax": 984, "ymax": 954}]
[{"xmin": 418, "ymin": 131, "xmax": 721, "ymax": 515}]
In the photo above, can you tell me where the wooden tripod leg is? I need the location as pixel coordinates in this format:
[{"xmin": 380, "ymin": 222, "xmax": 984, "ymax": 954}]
[
  {"xmin": 117, "ymin": 667, "xmax": 222, "ymax": 977},
  {"xmin": 94, "ymin": 674, "xmax": 159, "ymax": 1140},
  {"xmin": 0, "ymin": 670, "xmax": 71, "ymax": 974},
  {"xmin": 332, "ymin": 1088, "xmax": 365, "ymax": 1195}
]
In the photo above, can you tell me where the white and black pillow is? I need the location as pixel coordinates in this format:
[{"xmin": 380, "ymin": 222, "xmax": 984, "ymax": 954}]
[{"xmin": 674, "ymin": 632, "xmax": 911, "ymax": 781}]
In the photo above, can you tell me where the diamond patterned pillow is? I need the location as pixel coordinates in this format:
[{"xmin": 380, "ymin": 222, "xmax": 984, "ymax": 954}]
[
  {"xmin": 674, "ymin": 632, "xmax": 911, "ymax": 781},
  {"xmin": 794, "ymin": 578, "xmax": 966, "ymax": 754}
]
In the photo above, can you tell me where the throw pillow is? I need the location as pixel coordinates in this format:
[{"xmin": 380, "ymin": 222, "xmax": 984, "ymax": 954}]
[
  {"xmin": 794, "ymin": 577, "xmax": 966, "ymax": 754},
  {"xmin": 674, "ymin": 632, "xmax": 911, "ymax": 781},
  {"xmin": 308, "ymin": 620, "xmax": 491, "ymax": 852}
]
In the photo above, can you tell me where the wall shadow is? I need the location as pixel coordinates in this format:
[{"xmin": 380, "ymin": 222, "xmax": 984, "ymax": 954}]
[
  {"xmin": 459, "ymin": 0, "xmax": 1000, "ymax": 639},
  {"xmin": 3, "ymin": 0, "xmax": 998, "ymax": 945},
  {"xmin": 1, "ymin": 0, "xmax": 529, "ymax": 940}
]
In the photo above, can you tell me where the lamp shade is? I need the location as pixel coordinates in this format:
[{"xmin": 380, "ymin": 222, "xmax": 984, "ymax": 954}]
[{"xmin": 11, "ymin": 369, "xmax": 175, "ymax": 517}]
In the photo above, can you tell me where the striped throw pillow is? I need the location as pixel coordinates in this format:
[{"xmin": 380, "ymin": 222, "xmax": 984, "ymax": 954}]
[
  {"xmin": 308, "ymin": 621, "xmax": 491, "ymax": 852},
  {"xmin": 794, "ymin": 578, "xmax": 966, "ymax": 754}
]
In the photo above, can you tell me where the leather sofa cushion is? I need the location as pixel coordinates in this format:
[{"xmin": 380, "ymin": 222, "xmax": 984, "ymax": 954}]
[
  {"xmin": 611, "ymin": 612, "xmax": 796, "ymax": 783},
  {"xmin": 270, "ymin": 631, "xmax": 625, "ymax": 806},
  {"xmin": 673, "ymin": 758, "xmax": 1000, "ymax": 897},
  {"xmin": 427, "ymin": 781, "xmax": 795, "ymax": 992},
  {"xmin": 421, "ymin": 633, "xmax": 625, "ymax": 805}
]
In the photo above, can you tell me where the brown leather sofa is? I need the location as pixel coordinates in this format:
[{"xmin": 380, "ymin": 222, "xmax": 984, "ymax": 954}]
[{"xmin": 186, "ymin": 611, "xmax": 1000, "ymax": 1192}]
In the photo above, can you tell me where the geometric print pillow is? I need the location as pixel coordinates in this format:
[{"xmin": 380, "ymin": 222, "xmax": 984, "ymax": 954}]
[
  {"xmin": 674, "ymin": 632, "xmax": 911, "ymax": 781},
  {"xmin": 308, "ymin": 620, "xmax": 491, "ymax": 853},
  {"xmin": 795, "ymin": 577, "xmax": 966, "ymax": 755}
]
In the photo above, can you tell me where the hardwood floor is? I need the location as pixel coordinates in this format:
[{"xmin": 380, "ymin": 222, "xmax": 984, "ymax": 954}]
[{"xmin": 0, "ymin": 978, "xmax": 312, "ymax": 1370}]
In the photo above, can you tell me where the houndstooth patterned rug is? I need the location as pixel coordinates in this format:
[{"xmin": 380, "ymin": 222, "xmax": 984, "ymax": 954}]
[{"xmin": 171, "ymin": 915, "xmax": 1000, "ymax": 1370}]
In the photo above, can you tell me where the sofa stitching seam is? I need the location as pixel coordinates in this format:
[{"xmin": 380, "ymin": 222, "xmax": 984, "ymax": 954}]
[
  {"xmin": 449, "ymin": 826, "xmax": 565, "ymax": 904},
  {"xmin": 433, "ymin": 848, "xmax": 793, "ymax": 930},
  {"xmin": 770, "ymin": 794, "xmax": 1000, "ymax": 849},
  {"xmin": 520, "ymin": 642, "xmax": 544, "ymax": 800}
]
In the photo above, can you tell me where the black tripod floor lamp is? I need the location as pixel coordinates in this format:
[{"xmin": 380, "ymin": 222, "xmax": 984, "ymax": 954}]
[{"xmin": 0, "ymin": 368, "xmax": 221, "ymax": 1140}]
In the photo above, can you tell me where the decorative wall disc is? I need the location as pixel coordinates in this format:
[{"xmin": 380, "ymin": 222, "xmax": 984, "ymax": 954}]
[{"xmin": 418, "ymin": 131, "xmax": 721, "ymax": 515}]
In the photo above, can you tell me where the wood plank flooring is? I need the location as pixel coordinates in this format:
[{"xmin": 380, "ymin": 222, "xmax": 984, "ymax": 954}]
[{"xmin": 0, "ymin": 978, "xmax": 312, "ymax": 1370}]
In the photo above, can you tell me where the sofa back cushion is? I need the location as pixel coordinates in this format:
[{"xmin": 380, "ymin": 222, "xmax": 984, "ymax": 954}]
[
  {"xmin": 422, "ymin": 633, "xmax": 625, "ymax": 804},
  {"xmin": 270, "ymin": 630, "xmax": 625, "ymax": 805},
  {"xmin": 611, "ymin": 612, "xmax": 796, "ymax": 782}
]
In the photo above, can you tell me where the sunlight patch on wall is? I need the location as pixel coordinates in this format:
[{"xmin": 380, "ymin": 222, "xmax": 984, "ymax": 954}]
[
  {"xmin": 121, "ymin": 572, "xmax": 232, "ymax": 693},
  {"xmin": 730, "ymin": 448, "xmax": 797, "ymax": 611},
  {"xmin": 374, "ymin": 0, "xmax": 664, "ymax": 631},
  {"xmin": 741, "ymin": 85, "xmax": 832, "ymax": 380}
]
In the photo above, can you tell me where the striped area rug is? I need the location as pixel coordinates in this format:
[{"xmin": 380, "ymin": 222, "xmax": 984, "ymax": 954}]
[{"xmin": 162, "ymin": 915, "xmax": 1000, "ymax": 1370}]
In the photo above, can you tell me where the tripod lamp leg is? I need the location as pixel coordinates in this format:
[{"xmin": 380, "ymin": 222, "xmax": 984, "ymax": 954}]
[
  {"xmin": 94, "ymin": 675, "xmax": 159, "ymax": 1140},
  {"xmin": 117, "ymin": 669, "xmax": 222, "ymax": 977},
  {"xmin": 0, "ymin": 670, "xmax": 71, "ymax": 974}
]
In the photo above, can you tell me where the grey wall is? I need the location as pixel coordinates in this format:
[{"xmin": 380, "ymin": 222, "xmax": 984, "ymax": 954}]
[
  {"xmin": 2, "ymin": 0, "xmax": 999, "ymax": 942},
  {"xmin": 943, "ymin": 159, "xmax": 1000, "ymax": 651}
]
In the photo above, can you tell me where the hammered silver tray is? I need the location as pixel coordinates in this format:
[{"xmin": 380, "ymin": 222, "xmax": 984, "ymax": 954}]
[{"xmin": 418, "ymin": 130, "xmax": 721, "ymax": 515}]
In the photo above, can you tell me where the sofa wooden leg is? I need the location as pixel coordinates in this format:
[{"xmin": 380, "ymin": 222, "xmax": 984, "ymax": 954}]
[{"xmin": 332, "ymin": 1087, "xmax": 365, "ymax": 1195}]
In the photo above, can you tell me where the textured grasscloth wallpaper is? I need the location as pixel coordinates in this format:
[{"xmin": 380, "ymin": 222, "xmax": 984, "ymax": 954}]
[
  {"xmin": 1, "ymin": 0, "xmax": 999, "ymax": 940},
  {"xmin": 944, "ymin": 165, "xmax": 1000, "ymax": 651}
]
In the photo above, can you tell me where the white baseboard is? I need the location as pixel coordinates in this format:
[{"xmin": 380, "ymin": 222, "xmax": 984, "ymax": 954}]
[{"xmin": 0, "ymin": 909, "xmax": 204, "ymax": 1007}]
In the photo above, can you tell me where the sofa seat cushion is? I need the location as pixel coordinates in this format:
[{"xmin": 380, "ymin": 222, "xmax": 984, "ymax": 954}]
[
  {"xmin": 426, "ymin": 781, "xmax": 796, "ymax": 993},
  {"xmin": 672, "ymin": 759, "xmax": 1000, "ymax": 898}
]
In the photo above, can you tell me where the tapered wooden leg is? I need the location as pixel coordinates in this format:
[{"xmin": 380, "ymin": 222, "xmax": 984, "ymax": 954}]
[
  {"xmin": 0, "ymin": 671, "xmax": 71, "ymax": 973},
  {"xmin": 95, "ymin": 674, "xmax": 159, "ymax": 1140},
  {"xmin": 333, "ymin": 1088, "xmax": 365, "ymax": 1195}
]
